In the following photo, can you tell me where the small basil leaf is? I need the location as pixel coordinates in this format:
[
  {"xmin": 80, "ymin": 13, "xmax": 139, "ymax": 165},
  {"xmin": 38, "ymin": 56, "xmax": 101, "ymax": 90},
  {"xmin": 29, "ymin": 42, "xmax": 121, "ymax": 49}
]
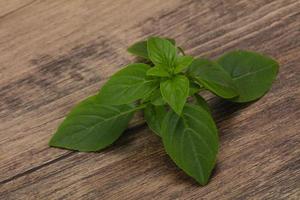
[
  {"xmin": 127, "ymin": 41, "xmax": 149, "ymax": 59},
  {"xmin": 141, "ymin": 88, "xmax": 165, "ymax": 106},
  {"xmin": 150, "ymin": 89, "xmax": 165, "ymax": 106},
  {"xmin": 147, "ymin": 66, "xmax": 170, "ymax": 77},
  {"xmin": 194, "ymin": 94, "xmax": 211, "ymax": 113},
  {"xmin": 217, "ymin": 50, "xmax": 279, "ymax": 102},
  {"xmin": 174, "ymin": 56, "xmax": 194, "ymax": 74},
  {"xmin": 127, "ymin": 38, "xmax": 176, "ymax": 60},
  {"xmin": 49, "ymin": 95, "xmax": 138, "ymax": 152},
  {"xmin": 187, "ymin": 58, "xmax": 238, "ymax": 99},
  {"xmin": 147, "ymin": 37, "xmax": 177, "ymax": 69},
  {"xmin": 97, "ymin": 63, "xmax": 158, "ymax": 105},
  {"xmin": 140, "ymin": 90, "xmax": 153, "ymax": 103},
  {"xmin": 162, "ymin": 103, "xmax": 219, "ymax": 185},
  {"xmin": 144, "ymin": 104, "xmax": 166, "ymax": 136},
  {"xmin": 160, "ymin": 75, "xmax": 189, "ymax": 115}
]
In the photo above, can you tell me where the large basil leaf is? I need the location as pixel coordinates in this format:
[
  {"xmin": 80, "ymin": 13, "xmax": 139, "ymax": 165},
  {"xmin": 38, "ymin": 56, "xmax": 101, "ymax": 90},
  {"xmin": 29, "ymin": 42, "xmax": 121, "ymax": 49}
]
[
  {"xmin": 147, "ymin": 37, "xmax": 177, "ymax": 69},
  {"xmin": 97, "ymin": 63, "xmax": 158, "ymax": 105},
  {"xmin": 187, "ymin": 58, "xmax": 238, "ymax": 99},
  {"xmin": 217, "ymin": 50, "xmax": 279, "ymax": 102},
  {"xmin": 49, "ymin": 95, "xmax": 138, "ymax": 152},
  {"xmin": 162, "ymin": 103, "xmax": 219, "ymax": 185},
  {"xmin": 144, "ymin": 104, "xmax": 166, "ymax": 136},
  {"xmin": 160, "ymin": 75, "xmax": 189, "ymax": 115},
  {"xmin": 127, "ymin": 38, "xmax": 176, "ymax": 59}
]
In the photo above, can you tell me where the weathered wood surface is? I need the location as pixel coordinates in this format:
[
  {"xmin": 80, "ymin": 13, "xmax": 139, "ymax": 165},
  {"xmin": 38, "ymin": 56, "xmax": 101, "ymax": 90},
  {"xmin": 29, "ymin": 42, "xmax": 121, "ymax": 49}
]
[{"xmin": 0, "ymin": 0, "xmax": 299, "ymax": 199}]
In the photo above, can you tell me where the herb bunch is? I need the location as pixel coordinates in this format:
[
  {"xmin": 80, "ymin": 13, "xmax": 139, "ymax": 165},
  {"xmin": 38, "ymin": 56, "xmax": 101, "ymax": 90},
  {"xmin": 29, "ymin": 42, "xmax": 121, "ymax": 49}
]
[{"xmin": 49, "ymin": 37, "xmax": 279, "ymax": 185}]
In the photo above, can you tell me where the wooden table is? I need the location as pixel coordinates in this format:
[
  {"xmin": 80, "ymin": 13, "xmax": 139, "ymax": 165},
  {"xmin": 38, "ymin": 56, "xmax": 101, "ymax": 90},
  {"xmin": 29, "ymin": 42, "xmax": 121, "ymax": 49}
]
[{"xmin": 0, "ymin": 0, "xmax": 299, "ymax": 199}]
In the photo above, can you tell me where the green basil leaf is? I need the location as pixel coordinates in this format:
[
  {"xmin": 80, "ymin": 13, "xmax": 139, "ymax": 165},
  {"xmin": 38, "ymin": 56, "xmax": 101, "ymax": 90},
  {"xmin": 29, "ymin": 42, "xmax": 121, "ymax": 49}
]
[
  {"xmin": 127, "ymin": 41, "xmax": 148, "ymax": 59},
  {"xmin": 97, "ymin": 63, "xmax": 158, "ymax": 105},
  {"xmin": 162, "ymin": 103, "xmax": 219, "ymax": 185},
  {"xmin": 194, "ymin": 94, "xmax": 211, "ymax": 113},
  {"xmin": 217, "ymin": 50, "xmax": 279, "ymax": 102},
  {"xmin": 149, "ymin": 89, "xmax": 165, "ymax": 106},
  {"xmin": 49, "ymin": 95, "xmax": 138, "ymax": 152},
  {"xmin": 147, "ymin": 66, "xmax": 170, "ymax": 77},
  {"xmin": 160, "ymin": 75, "xmax": 189, "ymax": 115},
  {"xmin": 174, "ymin": 56, "xmax": 194, "ymax": 74},
  {"xmin": 147, "ymin": 37, "xmax": 177, "ymax": 69},
  {"xmin": 127, "ymin": 38, "xmax": 176, "ymax": 59},
  {"xmin": 187, "ymin": 58, "xmax": 238, "ymax": 99},
  {"xmin": 141, "ymin": 88, "xmax": 165, "ymax": 106},
  {"xmin": 144, "ymin": 104, "xmax": 166, "ymax": 136}
]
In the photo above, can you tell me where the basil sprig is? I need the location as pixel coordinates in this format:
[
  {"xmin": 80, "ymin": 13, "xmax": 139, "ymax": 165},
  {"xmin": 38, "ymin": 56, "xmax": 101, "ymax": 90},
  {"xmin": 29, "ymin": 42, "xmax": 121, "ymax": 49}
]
[{"xmin": 49, "ymin": 37, "xmax": 279, "ymax": 185}]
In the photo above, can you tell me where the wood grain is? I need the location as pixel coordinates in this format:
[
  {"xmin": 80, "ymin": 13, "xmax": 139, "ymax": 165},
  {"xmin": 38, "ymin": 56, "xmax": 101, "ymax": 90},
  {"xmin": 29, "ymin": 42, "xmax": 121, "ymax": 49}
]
[{"xmin": 0, "ymin": 0, "xmax": 299, "ymax": 199}]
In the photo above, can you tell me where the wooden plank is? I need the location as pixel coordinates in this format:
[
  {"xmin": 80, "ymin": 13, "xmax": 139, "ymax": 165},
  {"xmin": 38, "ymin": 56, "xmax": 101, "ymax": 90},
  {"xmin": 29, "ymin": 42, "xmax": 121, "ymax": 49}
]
[{"xmin": 0, "ymin": 0, "xmax": 300, "ymax": 199}]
